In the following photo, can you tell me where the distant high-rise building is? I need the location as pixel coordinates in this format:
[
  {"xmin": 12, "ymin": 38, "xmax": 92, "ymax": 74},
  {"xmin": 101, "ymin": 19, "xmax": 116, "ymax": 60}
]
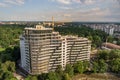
[
  {"xmin": 85, "ymin": 24, "xmax": 115, "ymax": 35},
  {"xmin": 20, "ymin": 25, "xmax": 91, "ymax": 75},
  {"xmin": 104, "ymin": 25, "xmax": 114, "ymax": 35}
]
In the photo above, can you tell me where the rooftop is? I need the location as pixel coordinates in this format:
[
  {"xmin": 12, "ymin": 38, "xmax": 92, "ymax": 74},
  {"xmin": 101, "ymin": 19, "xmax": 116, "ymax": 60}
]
[{"xmin": 25, "ymin": 25, "xmax": 53, "ymax": 30}]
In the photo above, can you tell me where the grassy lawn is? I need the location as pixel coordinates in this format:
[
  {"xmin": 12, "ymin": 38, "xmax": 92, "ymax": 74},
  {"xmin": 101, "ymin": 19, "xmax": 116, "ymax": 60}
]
[
  {"xmin": 72, "ymin": 73, "xmax": 120, "ymax": 80},
  {"xmin": 0, "ymin": 48, "xmax": 5, "ymax": 51}
]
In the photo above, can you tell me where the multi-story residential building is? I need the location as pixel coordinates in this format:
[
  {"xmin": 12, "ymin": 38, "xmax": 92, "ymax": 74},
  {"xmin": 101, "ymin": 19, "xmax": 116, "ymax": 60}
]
[
  {"xmin": 84, "ymin": 24, "xmax": 116, "ymax": 35},
  {"xmin": 20, "ymin": 25, "xmax": 91, "ymax": 75},
  {"xmin": 104, "ymin": 25, "xmax": 114, "ymax": 35}
]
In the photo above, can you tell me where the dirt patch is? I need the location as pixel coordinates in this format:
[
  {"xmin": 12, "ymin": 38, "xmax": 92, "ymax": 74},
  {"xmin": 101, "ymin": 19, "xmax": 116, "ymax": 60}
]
[{"xmin": 72, "ymin": 73, "xmax": 120, "ymax": 80}]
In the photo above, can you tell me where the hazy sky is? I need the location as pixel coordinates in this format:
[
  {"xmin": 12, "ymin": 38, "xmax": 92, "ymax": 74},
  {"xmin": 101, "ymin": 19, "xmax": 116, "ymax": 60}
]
[{"xmin": 0, "ymin": 0, "xmax": 120, "ymax": 22}]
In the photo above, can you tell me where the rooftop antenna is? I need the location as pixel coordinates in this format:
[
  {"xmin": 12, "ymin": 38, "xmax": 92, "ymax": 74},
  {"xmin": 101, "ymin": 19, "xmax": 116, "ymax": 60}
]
[{"xmin": 52, "ymin": 16, "xmax": 54, "ymax": 31}]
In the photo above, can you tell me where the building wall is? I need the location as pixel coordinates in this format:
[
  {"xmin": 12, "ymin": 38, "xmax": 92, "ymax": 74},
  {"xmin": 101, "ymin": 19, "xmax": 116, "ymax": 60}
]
[
  {"xmin": 61, "ymin": 38, "xmax": 67, "ymax": 69},
  {"xmin": 20, "ymin": 36, "xmax": 26, "ymax": 68},
  {"xmin": 65, "ymin": 37, "xmax": 91, "ymax": 64},
  {"xmin": 48, "ymin": 32, "xmax": 62, "ymax": 71},
  {"xmin": 20, "ymin": 36, "xmax": 30, "ymax": 73}
]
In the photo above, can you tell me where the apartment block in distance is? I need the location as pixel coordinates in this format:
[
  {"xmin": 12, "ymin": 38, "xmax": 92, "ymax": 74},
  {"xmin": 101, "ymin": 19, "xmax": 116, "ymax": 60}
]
[{"xmin": 20, "ymin": 25, "xmax": 91, "ymax": 75}]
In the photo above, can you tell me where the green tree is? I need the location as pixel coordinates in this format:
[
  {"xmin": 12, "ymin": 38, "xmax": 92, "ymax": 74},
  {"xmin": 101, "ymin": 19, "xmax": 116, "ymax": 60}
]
[
  {"xmin": 117, "ymin": 39, "xmax": 120, "ymax": 45},
  {"xmin": 92, "ymin": 59, "xmax": 107, "ymax": 73},
  {"xmin": 87, "ymin": 36, "xmax": 93, "ymax": 41},
  {"xmin": 93, "ymin": 35, "xmax": 102, "ymax": 47},
  {"xmin": 0, "ymin": 65, "xmax": 4, "ymax": 79},
  {"xmin": 110, "ymin": 58, "xmax": 120, "ymax": 73},
  {"xmin": 0, "ymin": 24, "xmax": 24, "ymax": 48},
  {"xmin": 47, "ymin": 71, "xmax": 58, "ymax": 80},
  {"xmin": 10, "ymin": 77, "xmax": 17, "ymax": 80},
  {"xmin": 63, "ymin": 73, "xmax": 71, "ymax": 80},
  {"xmin": 73, "ymin": 61, "xmax": 84, "ymax": 74},
  {"xmin": 12, "ymin": 46, "xmax": 20, "ymax": 61},
  {"xmin": 56, "ymin": 65, "xmax": 63, "ymax": 80},
  {"xmin": 98, "ymin": 50, "xmax": 109, "ymax": 61},
  {"xmin": 0, "ymin": 47, "xmax": 13, "ymax": 62},
  {"xmin": 109, "ymin": 50, "xmax": 120, "ymax": 60},
  {"xmin": 83, "ymin": 60, "xmax": 90, "ymax": 72},
  {"xmin": 98, "ymin": 59, "xmax": 108, "ymax": 73},
  {"xmin": 107, "ymin": 36, "xmax": 114, "ymax": 43},
  {"xmin": 2, "ymin": 72, "xmax": 15, "ymax": 80},
  {"xmin": 65, "ymin": 64, "xmax": 74, "ymax": 77},
  {"xmin": 0, "ymin": 61, "xmax": 16, "ymax": 80},
  {"xmin": 25, "ymin": 75, "xmax": 38, "ymax": 80},
  {"xmin": 56, "ymin": 65, "xmax": 63, "ymax": 75},
  {"xmin": 92, "ymin": 61, "xmax": 99, "ymax": 73},
  {"xmin": 38, "ymin": 73, "xmax": 47, "ymax": 80},
  {"xmin": 3, "ymin": 61, "xmax": 16, "ymax": 72}
]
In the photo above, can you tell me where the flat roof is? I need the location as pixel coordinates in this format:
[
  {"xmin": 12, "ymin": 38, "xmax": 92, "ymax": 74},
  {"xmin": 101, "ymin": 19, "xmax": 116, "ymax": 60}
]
[{"xmin": 25, "ymin": 25, "xmax": 53, "ymax": 30}]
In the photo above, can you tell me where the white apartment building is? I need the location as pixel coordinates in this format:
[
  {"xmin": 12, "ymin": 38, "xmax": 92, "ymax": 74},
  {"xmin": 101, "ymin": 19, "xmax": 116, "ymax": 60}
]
[
  {"xmin": 20, "ymin": 25, "xmax": 91, "ymax": 75},
  {"xmin": 85, "ymin": 24, "xmax": 115, "ymax": 35},
  {"xmin": 61, "ymin": 36, "xmax": 91, "ymax": 68},
  {"xmin": 104, "ymin": 25, "xmax": 114, "ymax": 35}
]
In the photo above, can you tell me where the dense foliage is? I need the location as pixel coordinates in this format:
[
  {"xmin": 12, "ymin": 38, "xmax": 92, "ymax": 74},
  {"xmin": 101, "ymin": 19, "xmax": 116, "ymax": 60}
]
[
  {"xmin": 0, "ymin": 24, "xmax": 25, "ymax": 48},
  {"xmin": 0, "ymin": 46, "xmax": 20, "ymax": 80},
  {"xmin": 93, "ymin": 49, "xmax": 120, "ymax": 73},
  {"xmin": 0, "ymin": 24, "xmax": 23, "ymax": 79}
]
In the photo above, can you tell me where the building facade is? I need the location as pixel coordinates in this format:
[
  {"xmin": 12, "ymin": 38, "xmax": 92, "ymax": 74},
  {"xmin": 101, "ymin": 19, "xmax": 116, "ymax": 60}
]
[{"xmin": 20, "ymin": 25, "xmax": 91, "ymax": 75}]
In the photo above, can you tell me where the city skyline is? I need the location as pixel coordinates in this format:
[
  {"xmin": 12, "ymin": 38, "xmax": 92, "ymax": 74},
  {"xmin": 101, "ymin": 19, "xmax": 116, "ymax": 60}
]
[{"xmin": 0, "ymin": 0, "xmax": 120, "ymax": 22}]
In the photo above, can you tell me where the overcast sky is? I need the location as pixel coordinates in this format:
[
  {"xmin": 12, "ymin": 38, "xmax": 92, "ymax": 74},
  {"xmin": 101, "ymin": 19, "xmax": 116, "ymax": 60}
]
[{"xmin": 0, "ymin": 0, "xmax": 120, "ymax": 22}]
